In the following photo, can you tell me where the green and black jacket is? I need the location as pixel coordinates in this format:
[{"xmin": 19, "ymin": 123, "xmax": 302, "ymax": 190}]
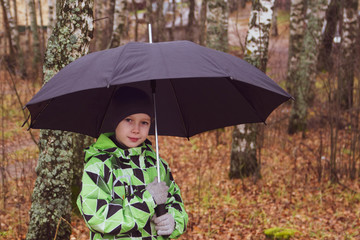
[{"xmin": 77, "ymin": 133, "xmax": 188, "ymax": 240}]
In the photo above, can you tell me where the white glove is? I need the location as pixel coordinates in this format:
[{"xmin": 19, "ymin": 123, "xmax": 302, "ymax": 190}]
[
  {"xmin": 153, "ymin": 213, "xmax": 175, "ymax": 236},
  {"xmin": 146, "ymin": 178, "xmax": 169, "ymax": 204}
]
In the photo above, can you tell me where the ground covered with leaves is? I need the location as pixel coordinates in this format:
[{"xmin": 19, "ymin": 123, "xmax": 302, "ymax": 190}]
[
  {"xmin": 1, "ymin": 8, "xmax": 359, "ymax": 238},
  {"xmin": 0, "ymin": 76, "xmax": 359, "ymax": 239}
]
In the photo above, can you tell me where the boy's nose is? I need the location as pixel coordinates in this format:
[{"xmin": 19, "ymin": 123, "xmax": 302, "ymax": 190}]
[{"xmin": 132, "ymin": 124, "xmax": 140, "ymax": 133}]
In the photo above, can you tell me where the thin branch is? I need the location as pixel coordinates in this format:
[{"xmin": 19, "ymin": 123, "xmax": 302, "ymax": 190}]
[{"xmin": 3, "ymin": 64, "xmax": 39, "ymax": 147}]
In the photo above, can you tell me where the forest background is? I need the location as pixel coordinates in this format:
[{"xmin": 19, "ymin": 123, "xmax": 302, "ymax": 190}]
[{"xmin": 1, "ymin": 0, "xmax": 360, "ymax": 239}]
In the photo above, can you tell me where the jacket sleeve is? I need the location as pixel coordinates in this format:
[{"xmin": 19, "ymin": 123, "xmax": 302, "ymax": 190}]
[
  {"xmin": 77, "ymin": 156, "xmax": 156, "ymax": 236},
  {"xmin": 161, "ymin": 160, "xmax": 188, "ymax": 239}
]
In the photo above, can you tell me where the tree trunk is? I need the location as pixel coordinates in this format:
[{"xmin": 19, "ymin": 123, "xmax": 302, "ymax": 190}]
[
  {"xmin": 47, "ymin": 0, "xmax": 56, "ymax": 37},
  {"xmin": 286, "ymin": 0, "xmax": 306, "ymax": 97},
  {"xmin": 317, "ymin": 0, "xmax": 340, "ymax": 72},
  {"xmin": 28, "ymin": 0, "xmax": 41, "ymax": 77},
  {"xmin": 271, "ymin": 0, "xmax": 278, "ymax": 36},
  {"xmin": 71, "ymin": 134, "xmax": 94, "ymax": 214},
  {"xmin": 94, "ymin": 0, "xmax": 103, "ymax": 50},
  {"xmin": 337, "ymin": 0, "xmax": 358, "ymax": 110},
  {"xmin": 26, "ymin": 1, "xmax": 94, "ymax": 239},
  {"xmin": 12, "ymin": 0, "xmax": 27, "ymax": 78},
  {"xmin": 230, "ymin": 0, "xmax": 274, "ymax": 180},
  {"xmin": 206, "ymin": 0, "xmax": 229, "ymax": 52},
  {"xmin": 109, "ymin": 0, "xmax": 127, "ymax": 48},
  {"xmin": 131, "ymin": 0, "xmax": 139, "ymax": 41},
  {"xmin": 186, "ymin": 0, "xmax": 196, "ymax": 41},
  {"xmin": 38, "ymin": 0, "xmax": 46, "ymax": 66},
  {"xmin": 168, "ymin": 0, "xmax": 176, "ymax": 41},
  {"xmin": 1, "ymin": 0, "xmax": 18, "ymax": 72},
  {"xmin": 155, "ymin": 0, "xmax": 166, "ymax": 42},
  {"xmin": 199, "ymin": 0, "xmax": 207, "ymax": 45},
  {"xmin": 288, "ymin": 0, "xmax": 328, "ymax": 135}
]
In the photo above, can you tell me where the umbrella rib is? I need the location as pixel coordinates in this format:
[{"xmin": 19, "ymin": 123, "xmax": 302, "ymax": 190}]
[
  {"xmin": 226, "ymin": 78, "xmax": 267, "ymax": 124},
  {"xmin": 169, "ymin": 79, "xmax": 190, "ymax": 138},
  {"xmin": 28, "ymin": 99, "xmax": 53, "ymax": 128}
]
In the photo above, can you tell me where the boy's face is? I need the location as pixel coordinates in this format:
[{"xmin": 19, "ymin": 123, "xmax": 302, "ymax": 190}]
[{"xmin": 115, "ymin": 113, "xmax": 151, "ymax": 148}]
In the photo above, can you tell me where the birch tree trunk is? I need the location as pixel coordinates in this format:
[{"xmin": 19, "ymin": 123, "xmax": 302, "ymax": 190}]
[
  {"xmin": 26, "ymin": 0, "xmax": 94, "ymax": 239},
  {"xmin": 317, "ymin": 0, "xmax": 340, "ymax": 72},
  {"xmin": 155, "ymin": 0, "xmax": 166, "ymax": 42},
  {"xmin": 94, "ymin": 0, "xmax": 103, "ymax": 50},
  {"xmin": 186, "ymin": 0, "xmax": 196, "ymax": 41},
  {"xmin": 286, "ymin": 0, "xmax": 306, "ymax": 97},
  {"xmin": 288, "ymin": 0, "xmax": 328, "ymax": 135},
  {"xmin": 337, "ymin": 0, "xmax": 358, "ymax": 110},
  {"xmin": 168, "ymin": 0, "xmax": 177, "ymax": 41},
  {"xmin": 271, "ymin": 0, "xmax": 278, "ymax": 36},
  {"xmin": 1, "ymin": 0, "xmax": 18, "ymax": 71},
  {"xmin": 12, "ymin": 0, "xmax": 27, "ymax": 77},
  {"xmin": 132, "ymin": 0, "xmax": 139, "ymax": 41},
  {"xmin": 199, "ymin": 0, "xmax": 208, "ymax": 45},
  {"xmin": 47, "ymin": 0, "xmax": 56, "ymax": 37},
  {"xmin": 206, "ymin": 0, "xmax": 228, "ymax": 52},
  {"xmin": 230, "ymin": 0, "xmax": 274, "ymax": 180},
  {"xmin": 109, "ymin": 0, "xmax": 127, "ymax": 48},
  {"xmin": 28, "ymin": 0, "xmax": 41, "ymax": 75},
  {"xmin": 38, "ymin": 0, "xmax": 46, "ymax": 62}
]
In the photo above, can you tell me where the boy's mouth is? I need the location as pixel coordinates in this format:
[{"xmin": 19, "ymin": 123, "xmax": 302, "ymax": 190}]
[{"xmin": 128, "ymin": 137, "xmax": 139, "ymax": 142}]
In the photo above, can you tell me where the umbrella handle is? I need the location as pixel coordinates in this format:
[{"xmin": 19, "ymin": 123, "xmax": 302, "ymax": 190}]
[
  {"xmin": 155, "ymin": 203, "xmax": 167, "ymax": 216},
  {"xmin": 155, "ymin": 204, "xmax": 170, "ymax": 238}
]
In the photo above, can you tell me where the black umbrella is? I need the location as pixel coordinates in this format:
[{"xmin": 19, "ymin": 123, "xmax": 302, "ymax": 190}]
[
  {"xmin": 25, "ymin": 40, "xmax": 292, "ymax": 221},
  {"xmin": 26, "ymin": 40, "xmax": 292, "ymax": 139}
]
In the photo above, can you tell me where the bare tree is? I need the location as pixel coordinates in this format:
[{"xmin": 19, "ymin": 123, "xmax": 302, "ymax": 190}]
[
  {"xmin": 286, "ymin": 0, "xmax": 306, "ymax": 97},
  {"xmin": 109, "ymin": 0, "xmax": 127, "ymax": 48},
  {"xmin": 1, "ymin": 0, "xmax": 19, "ymax": 72},
  {"xmin": 27, "ymin": 0, "xmax": 42, "ymax": 78},
  {"xmin": 199, "ymin": 0, "xmax": 208, "ymax": 45},
  {"xmin": 337, "ymin": 0, "xmax": 358, "ymax": 110},
  {"xmin": 230, "ymin": 0, "xmax": 275, "ymax": 180},
  {"xmin": 186, "ymin": 0, "xmax": 196, "ymax": 41},
  {"xmin": 206, "ymin": 0, "xmax": 229, "ymax": 52},
  {"xmin": 288, "ymin": 0, "xmax": 328, "ymax": 135},
  {"xmin": 26, "ymin": 0, "xmax": 94, "ymax": 239},
  {"xmin": 155, "ymin": 0, "xmax": 166, "ymax": 41},
  {"xmin": 47, "ymin": 0, "xmax": 56, "ymax": 37},
  {"xmin": 317, "ymin": 0, "xmax": 341, "ymax": 72}
]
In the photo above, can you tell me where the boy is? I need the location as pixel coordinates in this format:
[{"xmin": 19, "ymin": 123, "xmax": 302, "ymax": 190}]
[{"xmin": 77, "ymin": 87, "xmax": 188, "ymax": 240}]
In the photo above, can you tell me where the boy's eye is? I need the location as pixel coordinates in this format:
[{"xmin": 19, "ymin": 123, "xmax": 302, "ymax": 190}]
[
  {"xmin": 125, "ymin": 118, "xmax": 132, "ymax": 122},
  {"xmin": 142, "ymin": 121, "xmax": 150, "ymax": 125}
]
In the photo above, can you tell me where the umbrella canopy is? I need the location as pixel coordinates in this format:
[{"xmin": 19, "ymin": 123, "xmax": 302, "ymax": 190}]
[{"xmin": 26, "ymin": 40, "xmax": 292, "ymax": 138}]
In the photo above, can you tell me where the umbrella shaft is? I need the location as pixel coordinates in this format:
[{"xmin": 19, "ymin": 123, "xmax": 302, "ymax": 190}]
[{"xmin": 153, "ymin": 92, "xmax": 161, "ymax": 182}]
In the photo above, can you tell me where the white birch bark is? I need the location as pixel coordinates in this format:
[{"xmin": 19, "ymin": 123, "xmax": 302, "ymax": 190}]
[
  {"xmin": 244, "ymin": 0, "xmax": 274, "ymax": 70},
  {"xmin": 47, "ymin": 0, "xmax": 56, "ymax": 37},
  {"xmin": 230, "ymin": 0, "xmax": 275, "ymax": 179},
  {"xmin": 1, "ymin": 0, "xmax": 18, "ymax": 55},
  {"xmin": 206, "ymin": 0, "xmax": 229, "ymax": 52},
  {"xmin": 109, "ymin": 0, "xmax": 127, "ymax": 48},
  {"xmin": 288, "ymin": 0, "xmax": 328, "ymax": 134},
  {"xmin": 338, "ymin": 0, "xmax": 358, "ymax": 109},
  {"xmin": 286, "ymin": 0, "xmax": 306, "ymax": 96},
  {"xmin": 26, "ymin": 0, "xmax": 94, "ymax": 239}
]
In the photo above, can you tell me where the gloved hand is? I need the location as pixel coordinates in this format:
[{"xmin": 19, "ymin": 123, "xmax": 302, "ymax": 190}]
[
  {"xmin": 153, "ymin": 213, "xmax": 175, "ymax": 236},
  {"xmin": 146, "ymin": 178, "xmax": 169, "ymax": 204}
]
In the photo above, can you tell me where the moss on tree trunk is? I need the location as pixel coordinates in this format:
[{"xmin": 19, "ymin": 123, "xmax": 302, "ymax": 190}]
[{"xmin": 26, "ymin": 1, "xmax": 94, "ymax": 239}]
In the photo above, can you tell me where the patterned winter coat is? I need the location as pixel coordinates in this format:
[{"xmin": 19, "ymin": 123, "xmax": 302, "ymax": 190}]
[{"xmin": 77, "ymin": 133, "xmax": 188, "ymax": 240}]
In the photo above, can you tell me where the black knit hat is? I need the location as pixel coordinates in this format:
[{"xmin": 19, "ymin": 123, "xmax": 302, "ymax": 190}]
[{"xmin": 101, "ymin": 87, "xmax": 153, "ymax": 132}]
